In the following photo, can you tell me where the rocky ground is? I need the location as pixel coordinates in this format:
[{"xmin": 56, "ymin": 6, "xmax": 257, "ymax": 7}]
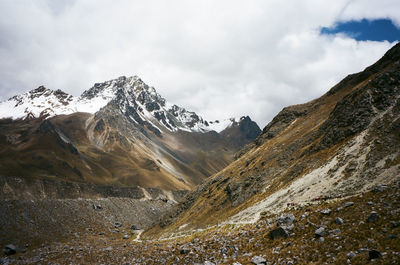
[{"xmin": 2, "ymin": 182, "xmax": 399, "ymax": 265}]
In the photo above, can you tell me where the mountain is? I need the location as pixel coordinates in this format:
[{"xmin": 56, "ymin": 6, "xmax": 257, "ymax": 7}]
[
  {"xmin": 0, "ymin": 75, "xmax": 261, "ymax": 190},
  {"xmin": 220, "ymin": 116, "xmax": 262, "ymax": 148},
  {"xmin": 0, "ymin": 75, "xmax": 261, "ymax": 247},
  {"xmin": 147, "ymin": 43, "xmax": 400, "ymax": 237},
  {"xmin": 0, "ymin": 75, "xmax": 251, "ymax": 134}
]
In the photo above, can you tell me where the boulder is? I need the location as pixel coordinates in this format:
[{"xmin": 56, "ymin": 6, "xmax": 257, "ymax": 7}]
[
  {"xmin": 277, "ymin": 213, "xmax": 296, "ymax": 226},
  {"xmin": 3, "ymin": 244, "xmax": 17, "ymax": 256},
  {"xmin": 320, "ymin": 208, "xmax": 331, "ymax": 215},
  {"xmin": 315, "ymin": 227, "xmax": 326, "ymax": 237},
  {"xmin": 251, "ymin": 255, "xmax": 267, "ymax": 264},
  {"xmin": 269, "ymin": 227, "xmax": 288, "ymax": 240},
  {"xmin": 130, "ymin": 225, "xmax": 140, "ymax": 230},
  {"xmin": 334, "ymin": 217, "xmax": 343, "ymax": 224},
  {"xmin": 180, "ymin": 248, "xmax": 190, "ymax": 254},
  {"xmin": 369, "ymin": 249, "xmax": 382, "ymax": 260},
  {"xmin": 347, "ymin": 251, "xmax": 356, "ymax": 258},
  {"xmin": 367, "ymin": 211, "xmax": 379, "ymax": 223}
]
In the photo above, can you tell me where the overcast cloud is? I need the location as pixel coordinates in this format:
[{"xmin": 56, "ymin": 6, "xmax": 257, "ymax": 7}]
[{"xmin": 0, "ymin": 0, "xmax": 399, "ymax": 127}]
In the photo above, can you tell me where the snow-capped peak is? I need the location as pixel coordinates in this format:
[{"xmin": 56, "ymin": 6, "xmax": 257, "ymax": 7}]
[
  {"xmin": 207, "ymin": 118, "xmax": 238, "ymax": 133},
  {"xmin": 0, "ymin": 86, "xmax": 76, "ymax": 120},
  {"xmin": 0, "ymin": 75, "xmax": 238, "ymax": 134}
]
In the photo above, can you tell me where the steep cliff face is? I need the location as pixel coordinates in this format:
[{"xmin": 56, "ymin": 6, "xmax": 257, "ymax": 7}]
[{"xmin": 147, "ymin": 43, "xmax": 400, "ymax": 237}]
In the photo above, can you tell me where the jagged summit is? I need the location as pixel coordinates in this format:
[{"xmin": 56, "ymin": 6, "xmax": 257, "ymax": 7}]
[
  {"xmin": 0, "ymin": 85, "xmax": 76, "ymax": 119},
  {"xmin": 0, "ymin": 75, "xmax": 258, "ymax": 134}
]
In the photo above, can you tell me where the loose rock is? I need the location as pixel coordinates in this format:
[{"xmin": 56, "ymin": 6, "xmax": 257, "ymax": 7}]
[
  {"xmin": 315, "ymin": 227, "xmax": 326, "ymax": 237},
  {"xmin": 180, "ymin": 248, "xmax": 190, "ymax": 254},
  {"xmin": 251, "ymin": 255, "xmax": 267, "ymax": 264},
  {"xmin": 130, "ymin": 225, "xmax": 140, "ymax": 230},
  {"xmin": 277, "ymin": 213, "xmax": 297, "ymax": 226},
  {"xmin": 3, "ymin": 245, "xmax": 17, "ymax": 256},
  {"xmin": 367, "ymin": 211, "xmax": 379, "ymax": 223},
  {"xmin": 347, "ymin": 251, "xmax": 356, "ymax": 258},
  {"xmin": 334, "ymin": 217, "xmax": 343, "ymax": 224},
  {"xmin": 369, "ymin": 249, "xmax": 382, "ymax": 260},
  {"xmin": 321, "ymin": 209, "xmax": 331, "ymax": 215},
  {"xmin": 269, "ymin": 227, "xmax": 288, "ymax": 240}
]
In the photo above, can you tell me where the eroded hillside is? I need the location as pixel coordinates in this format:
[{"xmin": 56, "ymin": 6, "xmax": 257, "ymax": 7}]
[{"xmin": 146, "ymin": 43, "xmax": 400, "ymax": 238}]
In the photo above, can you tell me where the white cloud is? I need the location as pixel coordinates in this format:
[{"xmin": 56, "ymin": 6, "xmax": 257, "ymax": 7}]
[{"xmin": 0, "ymin": 0, "xmax": 398, "ymax": 127}]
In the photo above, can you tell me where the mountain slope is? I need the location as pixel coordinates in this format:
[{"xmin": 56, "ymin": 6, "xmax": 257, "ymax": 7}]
[{"xmin": 146, "ymin": 43, "xmax": 400, "ymax": 237}]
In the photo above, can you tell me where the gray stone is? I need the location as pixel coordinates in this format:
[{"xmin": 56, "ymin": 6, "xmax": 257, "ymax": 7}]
[
  {"xmin": 277, "ymin": 213, "xmax": 297, "ymax": 226},
  {"xmin": 204, "ymin": 261, "xmax": 215, "ymax": 265},
  {"xmin": 330, "ymin": 228, "xmax": 341, "ymax": 235},
  {"xmin": 92, "ymin": 204, "xmax": 102, "ymax": 210},
  {"xmin": 357, "ymin": 248, "xmax": 369, "ymax": 253},
  {"xmin": 367, "ymin": 211, "xmax": 379, "ymax": 223},
  {"xmin": 130, "ymin": 225, "xmax": 140, "ymax": 230},
  {"xmin": 269, "ymin": 227, "xmax": 288, "ymax": 240},
  {"xmin": 334, "ymin": 217, "xmax": 343, "ymax": 224},
  {"xmin": 2, "ymin": 245, "xmax": 17, "ymax": 256},
  {"xmin": 386, "ymin": 234, "xmax": 398, "ymax": 239},
  {"xmin": 369, "ymin": 249, "xmax": 382, "ymax": 260},
  {"xmin": 344, "ymin": 202, "xmax": 354, "ymax": 207},
  {"xmin": 123, "ymin": 234, "xmax": 130, "ymax": 239},
  {"xmin": 372, "ymin": 184, "xmax": 386, "ymax": 193},
  {"xmin": 251, "ymin": 255, "xmax": 267, "ymax": 264},
  {"xmin": 321, "ymin": 208, "xmax": 331, "ymax": 215},
  {"xmin": 31, "ymin": 256, "xmax": 41, "ymax": 263},
  {"xmin": 347, "ymin": 251, "xmax": 356, "ymax": 258},
  {"xmin": 180, "ymin": 248, "xmax": 190, "ymax": 254},
  {"xmin": 315, "ymin": 227, "xmax": 326, "ymax": 237}
]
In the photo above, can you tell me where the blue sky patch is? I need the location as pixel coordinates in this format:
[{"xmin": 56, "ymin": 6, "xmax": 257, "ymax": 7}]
[{"xmin": 321, "ymin": 18, "xmax": 400, "ymax": 42}]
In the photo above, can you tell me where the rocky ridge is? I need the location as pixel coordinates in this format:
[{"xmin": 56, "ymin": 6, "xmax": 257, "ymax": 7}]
[{"xmin": 0, "ymin": 75, "xmax": 252, "ymax": 134}]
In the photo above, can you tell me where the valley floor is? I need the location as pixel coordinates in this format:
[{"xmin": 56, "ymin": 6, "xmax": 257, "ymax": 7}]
[{"xmin": 2, "ymin": 182, "xmax": 400, "ymax": 265}]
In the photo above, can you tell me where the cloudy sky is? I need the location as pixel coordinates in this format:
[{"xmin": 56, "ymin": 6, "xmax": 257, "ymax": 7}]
[{"xmin": 0, "ymin": 0, "xmax": 399, "ymax": 127}]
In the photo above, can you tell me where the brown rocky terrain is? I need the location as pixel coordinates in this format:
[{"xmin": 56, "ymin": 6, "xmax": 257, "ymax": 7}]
[{"xmin": 2, "ymin": 182, "xmax": 399, "ymax": 264}]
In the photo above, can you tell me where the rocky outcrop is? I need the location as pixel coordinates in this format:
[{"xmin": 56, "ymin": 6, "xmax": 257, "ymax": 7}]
[
  {"xmin": 220, "ymin": 116, "xmax": 261, "ymax": 148},
  {"xmin": 313, "ymin": 64, "xmax": 400, "ymax": 152}
]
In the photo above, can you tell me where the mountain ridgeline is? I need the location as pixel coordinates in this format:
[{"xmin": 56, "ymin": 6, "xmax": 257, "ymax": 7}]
[{"xmin": 0, "ymin": 76, "xmax": 261, "ymax": 191}]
